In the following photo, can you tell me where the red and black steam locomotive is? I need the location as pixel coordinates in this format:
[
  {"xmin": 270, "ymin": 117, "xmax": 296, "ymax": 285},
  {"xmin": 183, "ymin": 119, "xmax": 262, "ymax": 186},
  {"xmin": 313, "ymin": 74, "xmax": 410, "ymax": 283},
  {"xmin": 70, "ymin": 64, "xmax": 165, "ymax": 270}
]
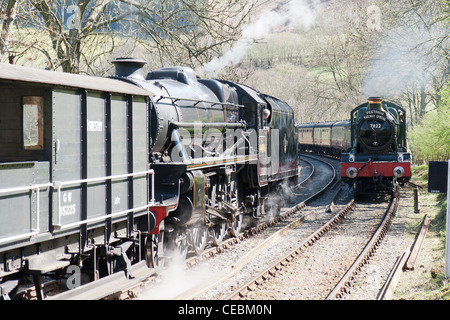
[
  {"xmin": 341, "ymin": 97, "xmax": 411, "ymax": 194},
  {"xmin": 297, "ymin": 97, "xmax": 411, "ymax": 194}
]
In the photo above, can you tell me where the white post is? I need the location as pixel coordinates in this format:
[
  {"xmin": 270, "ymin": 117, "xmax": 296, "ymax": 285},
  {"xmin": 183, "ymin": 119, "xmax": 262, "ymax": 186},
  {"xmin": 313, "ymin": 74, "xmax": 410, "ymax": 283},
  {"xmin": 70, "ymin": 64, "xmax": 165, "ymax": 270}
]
[{"xmin": 446, "ymin": 160, "xmax": 450, "ymax": 278}]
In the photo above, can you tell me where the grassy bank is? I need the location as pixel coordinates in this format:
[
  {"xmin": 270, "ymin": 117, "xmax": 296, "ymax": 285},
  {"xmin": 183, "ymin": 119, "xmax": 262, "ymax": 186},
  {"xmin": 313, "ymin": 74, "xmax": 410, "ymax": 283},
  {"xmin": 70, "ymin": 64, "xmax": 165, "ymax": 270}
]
[{"xmin": 394, "ymin": 165, "xmax": 449, "ymax": 300}]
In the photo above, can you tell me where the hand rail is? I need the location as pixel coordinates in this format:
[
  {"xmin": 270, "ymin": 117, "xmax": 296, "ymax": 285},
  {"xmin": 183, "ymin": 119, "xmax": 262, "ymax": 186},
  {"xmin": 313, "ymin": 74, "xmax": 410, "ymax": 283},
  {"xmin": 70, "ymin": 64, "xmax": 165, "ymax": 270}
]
[
  {"xmin": 0, "ymin": 169, "xmax": 155, "ymax": 244},
  {"xmin": 53, "ymin": 169, "xmax": 155, "ymax": 228}
]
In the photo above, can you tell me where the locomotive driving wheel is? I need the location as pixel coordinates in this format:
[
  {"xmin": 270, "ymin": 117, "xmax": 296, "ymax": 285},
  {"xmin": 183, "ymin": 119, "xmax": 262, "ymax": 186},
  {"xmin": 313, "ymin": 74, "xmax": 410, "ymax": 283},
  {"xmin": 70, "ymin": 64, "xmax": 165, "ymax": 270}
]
[
  {"xmin": 192, "ymin": 226, "xmax": 209, "ymax": 255},
  {"xmin": 165, "ymin": 229, "xmax": 189, "ymax": 260},
  {"xmin": 175, "ymin": 230, "xmax": 189, "ymax": 260},
  {"xmin": 227, "ymin": 177, "xmax": 242, "ymax": 237},
  {"xmin": 229, "ymin": 214, "xmax": 243, "ymax": 237},
  {"xmin": 207, "ymin": 184, "xmax": 227, "ymax": 246},
  {"xmin": 211, "ymin": 222, "xmax": 227, "ymax": 246}
]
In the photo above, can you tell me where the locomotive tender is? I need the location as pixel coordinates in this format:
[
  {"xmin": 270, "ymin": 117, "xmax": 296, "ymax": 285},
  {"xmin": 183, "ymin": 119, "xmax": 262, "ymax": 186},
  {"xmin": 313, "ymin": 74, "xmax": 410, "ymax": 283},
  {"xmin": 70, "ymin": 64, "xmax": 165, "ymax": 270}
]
[
  {"xmin": 297, "ymin": 97, "xmax": 411, "ymax": 194},
  {"xmin": 0, "ymin": 59, "xmax": 298, "ymax": 299}
]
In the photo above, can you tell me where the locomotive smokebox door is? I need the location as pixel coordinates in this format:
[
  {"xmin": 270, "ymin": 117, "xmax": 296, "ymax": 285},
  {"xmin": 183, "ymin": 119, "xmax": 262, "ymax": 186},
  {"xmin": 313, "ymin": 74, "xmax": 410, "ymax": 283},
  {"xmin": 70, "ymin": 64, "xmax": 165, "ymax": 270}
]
[{"xmin": 428, "ymin": 161, "xmax": 448, "ymax": 193}]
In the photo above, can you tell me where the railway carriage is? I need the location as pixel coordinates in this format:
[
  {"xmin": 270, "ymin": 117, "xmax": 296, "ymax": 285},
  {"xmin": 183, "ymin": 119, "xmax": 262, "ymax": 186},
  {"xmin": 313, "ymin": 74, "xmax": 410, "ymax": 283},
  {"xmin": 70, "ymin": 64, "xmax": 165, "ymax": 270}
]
[
  {"xmin": 296, "ymin": 121, "xmax": 351, "ymax": 157},
  {"xmin": 330, "ymin": 121, "xmax": 351, "ymax": 154},
  {"xmin": 296, "ymin": 123, "xmax": 314, "ymax": 149}
]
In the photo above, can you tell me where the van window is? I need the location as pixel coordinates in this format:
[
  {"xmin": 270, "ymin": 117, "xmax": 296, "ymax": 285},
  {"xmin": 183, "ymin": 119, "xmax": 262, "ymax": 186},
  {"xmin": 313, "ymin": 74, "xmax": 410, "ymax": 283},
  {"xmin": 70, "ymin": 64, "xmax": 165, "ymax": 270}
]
[{"xmin": 23, "ymin": 96, "xmax": 44, "ymax": 150}]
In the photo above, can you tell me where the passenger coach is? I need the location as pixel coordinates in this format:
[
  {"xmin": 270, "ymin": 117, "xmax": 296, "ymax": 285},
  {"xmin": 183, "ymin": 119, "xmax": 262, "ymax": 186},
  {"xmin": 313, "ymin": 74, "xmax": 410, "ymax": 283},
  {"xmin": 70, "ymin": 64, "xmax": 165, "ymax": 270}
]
[{"xmin": 296, "ymin": 121, "xmax": 351, "ymax": 158}]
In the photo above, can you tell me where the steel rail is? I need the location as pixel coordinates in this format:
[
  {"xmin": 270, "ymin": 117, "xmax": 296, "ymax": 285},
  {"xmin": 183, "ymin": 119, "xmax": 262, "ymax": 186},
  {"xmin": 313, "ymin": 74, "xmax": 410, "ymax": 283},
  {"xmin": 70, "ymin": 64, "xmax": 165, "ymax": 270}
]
[
  {"xmin": 224, "ymin": 199, "xmax": 355, "ymax": 300},
  {"xmin": 377, "ymin": 250, "xmax": 410, "ymax": 300},
  {"xmin": 377, "ymin": 194, "xmax": 430, "ymax": 299},
  {"xmin": 297, "ymin": 157, "xmax": 315, "ymax": 186},
  {"xmin": 295, "ymin": 153, "xmax": 337, "ymax": 203},
  {"xmin": 404, "ymin": 213, "xmax": 431, "ymax": 271},
  {"xmin": 326, "ymin": 192, "xmax": 400, "ymax": 300}
]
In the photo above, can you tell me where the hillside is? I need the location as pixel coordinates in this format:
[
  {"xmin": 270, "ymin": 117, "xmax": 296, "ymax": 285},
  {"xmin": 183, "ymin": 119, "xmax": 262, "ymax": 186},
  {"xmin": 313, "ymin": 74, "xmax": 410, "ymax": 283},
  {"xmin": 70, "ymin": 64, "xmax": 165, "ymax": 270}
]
[{"xmin": 216, "ymin": 0, "xmax": 449, "ymax": 126}]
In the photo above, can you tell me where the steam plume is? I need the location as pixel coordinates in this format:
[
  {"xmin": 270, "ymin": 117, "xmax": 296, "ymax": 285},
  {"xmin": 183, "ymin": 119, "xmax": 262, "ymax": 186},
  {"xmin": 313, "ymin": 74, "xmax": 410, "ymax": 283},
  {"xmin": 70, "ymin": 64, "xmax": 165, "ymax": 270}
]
[
  {"xmin": 198, "ymin": 0, "xmax": 319, "ymax": 77},
  {"xmin": 362, "ymin": 18, "xmax": 447, "ymax": 98}
]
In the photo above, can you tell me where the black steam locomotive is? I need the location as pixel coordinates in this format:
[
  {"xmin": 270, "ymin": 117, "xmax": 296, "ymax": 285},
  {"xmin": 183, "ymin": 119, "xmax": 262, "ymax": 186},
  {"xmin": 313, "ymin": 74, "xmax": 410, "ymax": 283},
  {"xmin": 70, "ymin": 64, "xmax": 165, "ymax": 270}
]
[
  {"xmin": 0, "ymin": 59, "xmax": 298, "ymax": 299},
  {"xmin": 297, "ymin": 97, "xmax": 411, "ymax": 194}
]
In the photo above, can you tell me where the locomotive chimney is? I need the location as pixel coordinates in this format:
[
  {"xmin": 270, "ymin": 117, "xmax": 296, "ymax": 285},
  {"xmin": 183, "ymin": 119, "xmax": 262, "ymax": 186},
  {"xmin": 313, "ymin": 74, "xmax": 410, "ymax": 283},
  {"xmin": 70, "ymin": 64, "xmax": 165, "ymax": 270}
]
[
  {"xmin": 111, "ymin": 58, "xmax": 147, "ymax": 80},
  {"xmin": 368, "ymin": 97, "xmax": 383, "ymax": 110}
]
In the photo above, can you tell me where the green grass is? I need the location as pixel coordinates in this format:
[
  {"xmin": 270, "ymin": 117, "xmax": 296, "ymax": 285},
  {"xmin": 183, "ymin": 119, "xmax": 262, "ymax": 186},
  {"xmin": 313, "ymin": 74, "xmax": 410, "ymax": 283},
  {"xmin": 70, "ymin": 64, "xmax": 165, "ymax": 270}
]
[{"xmin": 394, "ymin": 165, "xmax": 450, "ymax": 300}]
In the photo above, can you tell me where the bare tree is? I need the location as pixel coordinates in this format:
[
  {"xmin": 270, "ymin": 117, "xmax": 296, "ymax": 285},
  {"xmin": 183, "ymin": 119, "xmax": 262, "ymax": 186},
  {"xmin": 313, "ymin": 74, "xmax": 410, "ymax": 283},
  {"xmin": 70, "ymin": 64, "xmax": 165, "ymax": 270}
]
[
  {"xmin": 0, "ymin": 0, "xmax": 19, "ymax": 62},
  {"xmin": 134, "ymin": 0, "xmax": 257, "ymax": 69},
  {"xmin": 367, "ymin": 0, "xmax": 450, "ymax": 123},
  {"xmin": 9, "ymin": 0, "xmax": 256, "ymax": 74},
  {"xmin": 302, "ymin": 0, "xmax": 449, "ymax": 123},
  {"xmin": 305, "ymin": 1, "xmax": 379, "ymax": 120}
]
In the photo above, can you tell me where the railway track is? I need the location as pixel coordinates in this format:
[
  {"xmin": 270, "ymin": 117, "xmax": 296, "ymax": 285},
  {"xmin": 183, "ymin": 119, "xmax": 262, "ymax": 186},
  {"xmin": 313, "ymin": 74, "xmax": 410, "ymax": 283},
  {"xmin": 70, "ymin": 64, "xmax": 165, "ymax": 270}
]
[
  {"xmin": 326, "ymin": 191, "xmax": 399, "ymax": 299},
  {"xmin": 223, "ymin": 190, "xmax": 401, "ymax": 300},
  {"xmin": 224, "ymin": 198, "xmax": 356, "ymax": 300}
]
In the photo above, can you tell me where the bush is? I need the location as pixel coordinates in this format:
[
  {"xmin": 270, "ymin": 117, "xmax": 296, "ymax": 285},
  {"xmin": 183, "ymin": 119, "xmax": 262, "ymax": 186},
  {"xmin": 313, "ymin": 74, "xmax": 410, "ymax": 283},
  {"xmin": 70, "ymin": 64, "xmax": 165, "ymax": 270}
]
[{"xmin": 409, "ymin": 85, "xmax": 450, "ymax": 164}]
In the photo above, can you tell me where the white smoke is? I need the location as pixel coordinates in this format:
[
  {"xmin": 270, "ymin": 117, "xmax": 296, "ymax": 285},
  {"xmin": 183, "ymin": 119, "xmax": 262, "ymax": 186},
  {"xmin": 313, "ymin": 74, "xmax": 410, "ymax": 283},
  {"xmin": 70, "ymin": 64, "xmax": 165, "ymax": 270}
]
[
  {"xmin": 138, "ymin": 251, "xmax": 213, "ymax": 300},
  {"xmin": 362, "ymin": 16, "xmax": 447, "ymax": 98},
  {"xmin": 198, "ymin": 0, "xmax": 319, "ymax": 77}
]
